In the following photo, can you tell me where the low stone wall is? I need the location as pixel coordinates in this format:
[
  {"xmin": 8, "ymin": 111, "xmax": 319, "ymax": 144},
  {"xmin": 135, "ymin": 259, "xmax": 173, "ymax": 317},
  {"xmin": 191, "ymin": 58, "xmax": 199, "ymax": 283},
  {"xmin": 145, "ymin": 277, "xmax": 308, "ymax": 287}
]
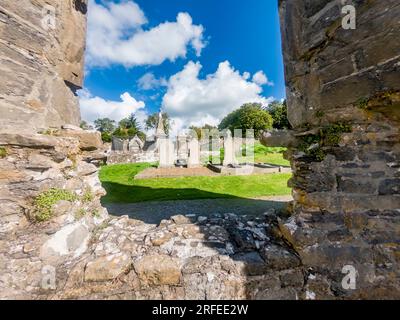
[
  {"xmin": 1, "ymin": 210, "xmax": 304, "ymax": 300},
  {"xmin": 0, "ymin": 130, "xmax": 109, "ymax": 298},
  {"xmin": 107, "ymin": 151, "xmax": 158, "ymax": 165},
  {"xmin": 207, "ymin": 163, "xmax": 292, "ymax": 175},
  {"xmin": 0, "ymin": 130, "xmax": 303, "ymax": 300}
]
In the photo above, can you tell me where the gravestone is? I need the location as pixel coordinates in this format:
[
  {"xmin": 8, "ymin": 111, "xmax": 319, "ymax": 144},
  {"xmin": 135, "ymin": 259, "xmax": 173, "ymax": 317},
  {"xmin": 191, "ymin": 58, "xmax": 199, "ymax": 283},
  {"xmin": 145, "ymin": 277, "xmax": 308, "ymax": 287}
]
[
  {"xmin": 159, "ymin": 138, "xmax": 175, "ymax": 168},
  {"xmin": 223, "ymin": 131, "xmax": 238, "ymax": 166},
  {"xmin": 187, "ymin": 137, "xmax": 200, "ymax": 168},
  {"xmin": 176, "ymin": 135, "xmax": 189, "ymax": 160},
  {"xmin": 129, "ymin": 135, "xmax": 144, "ymax": 153}
]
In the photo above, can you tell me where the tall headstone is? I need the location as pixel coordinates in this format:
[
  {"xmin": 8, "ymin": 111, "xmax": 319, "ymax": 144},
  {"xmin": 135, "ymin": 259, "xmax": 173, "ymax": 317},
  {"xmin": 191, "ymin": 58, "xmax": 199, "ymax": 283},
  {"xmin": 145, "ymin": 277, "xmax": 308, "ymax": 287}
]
[
  {"xmin": 158, "ymin": 137, "xmax": 175, "ymax": 168},
  {"xmin": 223, "ymin": 131, "xmax": 238, "ymax": 166},
  {"xmin": 187, "ymin": 137, "xmax": 200, "ymax": 168},
  {"xmin": 176, "ymin": 135, "xmax": 189, "ymax": 160}
]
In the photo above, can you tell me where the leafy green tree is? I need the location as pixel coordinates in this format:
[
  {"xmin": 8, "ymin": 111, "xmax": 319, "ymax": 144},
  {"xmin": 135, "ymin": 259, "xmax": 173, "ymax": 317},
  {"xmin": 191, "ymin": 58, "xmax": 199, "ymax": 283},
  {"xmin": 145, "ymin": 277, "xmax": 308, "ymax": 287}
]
[
  {"xmin": 267, "ymin": 100, "xmax": 291, "ymax": 130},
  {"xmin": 101, "ymin": 132, "xmax": 112, "ymax": 143},
  {"xmin": 218, "ymin": 103, "xmax": 273, "ymax": 138},
  {"xmin": 189, "ymin": 124, "xmax": 218, "ymax": 139},
  {"xmin": 94, "ymin": 118, "xmax": 116, "ymax": 133},
  {"xmin": 145, "ymin": 112, "xmax": 170, "ymax": 135},
  {"xmin": 80, "ymin": 120, "xmax": 93, "ymax": 130},
  {"xmin": 112, "ymin": 114, "xmax": 146, "ymax": 140},
  {"xmin": 119, "ymin": 114, "xmax": 140, "ymax": 130}
]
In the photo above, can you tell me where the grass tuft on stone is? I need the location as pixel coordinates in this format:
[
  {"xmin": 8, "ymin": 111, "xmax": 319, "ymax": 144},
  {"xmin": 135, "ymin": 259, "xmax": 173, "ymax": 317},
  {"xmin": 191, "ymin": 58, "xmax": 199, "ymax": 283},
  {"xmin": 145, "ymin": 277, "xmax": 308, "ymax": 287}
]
[
  {"xmin": 0, "ymin": 147, "xmax": 7, "ymax": 158},
  {"xmin": 34, "ymin": 188, "xmax": 78, "ymax": 222},
  {"xmin": 82, "ymin": 188, "xmax": 94, "ymax": 203}
]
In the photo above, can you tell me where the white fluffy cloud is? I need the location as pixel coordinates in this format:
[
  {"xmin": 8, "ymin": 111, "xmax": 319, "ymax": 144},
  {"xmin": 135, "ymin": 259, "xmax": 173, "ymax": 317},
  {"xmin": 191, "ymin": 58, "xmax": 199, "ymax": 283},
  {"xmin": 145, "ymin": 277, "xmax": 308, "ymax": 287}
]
[
  {"xmin": 79, "ymin": 89, "xmax": 147, "ymax": 125},
  {"xmin": 86, "ymin": 0, "xmax": 206, "ymax": 68},
  {"xmin": 162, "ymin": 61, "xmax": 274, "ymax": 133},
  {"xmin": 252, "ymin": 71, "xmax": 274, "ymax": 86},
  {"xmin": 137, "ymin": 72, "xmax": 168, "ymax": 90}
]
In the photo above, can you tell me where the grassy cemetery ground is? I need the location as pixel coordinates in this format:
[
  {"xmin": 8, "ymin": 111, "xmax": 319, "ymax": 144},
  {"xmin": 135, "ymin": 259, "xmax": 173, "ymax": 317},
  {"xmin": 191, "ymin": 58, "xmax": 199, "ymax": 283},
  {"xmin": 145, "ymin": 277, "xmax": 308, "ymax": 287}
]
[
  {"xmin": 247, "ymin": 144, "xmax": 290, "ymax": 166},
  {"xmin": 203, "ymin": 144, "xmax": 291, "ymax": 166},
  {"xmin": 100, "ymin": 146, "xmax": 292, "ymax": 203}
]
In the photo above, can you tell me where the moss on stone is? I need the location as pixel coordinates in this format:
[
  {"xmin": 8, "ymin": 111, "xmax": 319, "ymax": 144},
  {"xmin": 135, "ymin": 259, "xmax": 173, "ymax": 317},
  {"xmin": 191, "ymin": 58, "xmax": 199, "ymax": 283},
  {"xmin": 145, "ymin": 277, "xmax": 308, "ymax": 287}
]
[
  {"xmin": 67, "ymin": 154, "xmax": 78, "ymax": 170},
  {"xmin": 298, "ymin": 134, "xmax": 324, "ymax": 161},
  {"xmin": 34, "ymin": 188, "xmax": 78, "ymax": 222},
  {"xmin": 357, "ymin": 97, "xmax": 370, "ymax": 109},
  {"xmin": 75, "ymin": 208, "xmax": 86, "ymax": 220},
  {"xmin": 316, "ymin": 110, "xmax": 325, "ymax": 118},
  {"xmin": 298, "ymin": 122, "xmax": 352, "ymax": 161},
  {"xmin": 81, "ymin": 188, "xmax": 94, "ymax": 203},
  {"xmin": 0, "ymin": 147, "xmax": 7, "ymax": 158},
  {"xmin": 40, "ymin": 128, "xmax": 59, "ymax": 136},
  {"xmin": 91, "ymin": 209, "xmax": 101, "ymax": 218},
  {"xmin": 322, "ymin": 123, "xmax": 352, "ymax": 146}
]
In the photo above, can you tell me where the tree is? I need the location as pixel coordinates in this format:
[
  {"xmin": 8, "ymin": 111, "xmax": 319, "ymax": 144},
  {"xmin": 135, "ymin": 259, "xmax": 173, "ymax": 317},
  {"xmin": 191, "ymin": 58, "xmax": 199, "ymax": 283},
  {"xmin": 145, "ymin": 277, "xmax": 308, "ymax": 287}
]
[
  {"xmin": 145, "ymin": 112, "xmax": 170, "ymax": 135},
  {"xmin": 218, "ymin": 103, "xmax": 273, "ymax": 138},
  {"xmin": 112, "ymin": 114, "xmax": 146, "ymax": 140},
  {"xmin": 94, "ymin": 118, "xmax": 116, "ymax": 133},
  {"xmin": 189, "ymin": 124, "xmax": 218, "ymax": 140},
  {"xmin": 267, "ymin": 100, "xmax": 291, "ymax": 130},
  {"xmin": 80, "ymin": 120, "xmax": 93, "ymax": 130},
  {"xmin": 101, "ymin": 132, "xmax": 112, "ymax": 143},
  {"xmin": 119, "ymin": 114, "xmax": 140, "ymax": 130}
]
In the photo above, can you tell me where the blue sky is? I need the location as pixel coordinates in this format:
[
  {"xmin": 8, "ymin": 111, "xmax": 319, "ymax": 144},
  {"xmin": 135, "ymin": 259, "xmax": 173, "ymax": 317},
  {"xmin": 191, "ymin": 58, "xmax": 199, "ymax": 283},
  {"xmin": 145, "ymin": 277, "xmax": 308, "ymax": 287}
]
[{"xmin": 80, "ymin": 0, "xmax": 285, "ymax": 133}]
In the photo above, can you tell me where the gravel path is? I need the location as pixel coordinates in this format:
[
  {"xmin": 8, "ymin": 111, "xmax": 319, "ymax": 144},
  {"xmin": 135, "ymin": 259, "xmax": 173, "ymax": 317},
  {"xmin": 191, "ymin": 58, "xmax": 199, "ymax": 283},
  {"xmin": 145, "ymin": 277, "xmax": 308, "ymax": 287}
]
[{"xmin": 105, "ymin": 195, "xmax": 293, "ymax": 224}]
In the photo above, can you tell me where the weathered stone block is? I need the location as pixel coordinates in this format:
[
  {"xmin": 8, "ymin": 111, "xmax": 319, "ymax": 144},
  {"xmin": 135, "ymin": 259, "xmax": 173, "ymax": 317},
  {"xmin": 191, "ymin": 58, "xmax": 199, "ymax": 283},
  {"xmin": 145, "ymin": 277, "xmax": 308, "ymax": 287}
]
[
  {"xmin": 378, "ymin": 179, "xmax": 400, "ymax": 195},
  {"xmin": 134, "ymin": 254, "xmax": 181, "ymax": 286},
  {"xmin": 85, "ymin": 253, "xmax": 131, "ymax": 282}
]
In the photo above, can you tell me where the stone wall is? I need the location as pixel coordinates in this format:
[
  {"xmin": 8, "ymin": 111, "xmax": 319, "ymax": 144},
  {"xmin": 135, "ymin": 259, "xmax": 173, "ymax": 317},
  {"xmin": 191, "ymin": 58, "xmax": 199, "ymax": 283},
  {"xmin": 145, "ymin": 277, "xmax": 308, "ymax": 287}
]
[
  {"xmin": 0, "ymin": 0, "xmax": 87, "ymax": 132},
  {"xmin": 272, "ymin": 0, "xmax": 400, "ymax": 298}
]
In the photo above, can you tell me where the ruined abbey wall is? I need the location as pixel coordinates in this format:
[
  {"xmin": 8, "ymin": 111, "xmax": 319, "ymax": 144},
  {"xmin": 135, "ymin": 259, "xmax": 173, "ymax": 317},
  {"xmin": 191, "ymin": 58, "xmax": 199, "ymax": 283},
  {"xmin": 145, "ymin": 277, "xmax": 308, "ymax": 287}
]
[
  {"xmin": 0, "ymin": 0, "xmax": 87, "ymax": 132},
  {"xmin": 277, "ymin": 0, "xmax": 400, "ymax": 298}
]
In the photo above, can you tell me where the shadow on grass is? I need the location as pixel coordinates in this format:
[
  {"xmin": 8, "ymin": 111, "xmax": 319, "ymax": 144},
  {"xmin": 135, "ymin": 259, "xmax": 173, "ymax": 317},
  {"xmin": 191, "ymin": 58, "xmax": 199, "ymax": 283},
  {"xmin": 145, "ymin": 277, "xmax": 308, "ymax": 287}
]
[{"xmin": 101, "ymin": 182, "xmax": 290, "ymax": 225}]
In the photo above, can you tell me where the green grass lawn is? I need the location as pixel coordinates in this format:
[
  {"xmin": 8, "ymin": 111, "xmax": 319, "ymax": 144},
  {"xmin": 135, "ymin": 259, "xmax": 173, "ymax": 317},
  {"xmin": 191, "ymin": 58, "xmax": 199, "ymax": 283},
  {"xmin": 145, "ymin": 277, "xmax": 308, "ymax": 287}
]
[
  {"xmin": 202, "ymin": 143, "xmax": 290, "ymax": 167},
  {"xmin": 244, "ymin": 143, "xmax": 290, "ymax": 166},
  {"xmin": 253, "ymin": 152, "xmax": 290, "ymax": 166},
  {"xmin": 99, "ymin": 163, "xmax": 292, "ymax": 203}
]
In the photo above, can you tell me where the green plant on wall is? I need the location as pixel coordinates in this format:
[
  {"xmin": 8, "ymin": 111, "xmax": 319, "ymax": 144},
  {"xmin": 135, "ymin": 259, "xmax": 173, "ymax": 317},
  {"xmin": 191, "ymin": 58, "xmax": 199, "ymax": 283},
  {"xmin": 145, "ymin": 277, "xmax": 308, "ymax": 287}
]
[
  {"xmin": 0, "ymin": 147, "xmax": 7, "ymax": 158},
  {"xmin": 298, "ymin": 122, "xmax": 352, "ymax": 161},
  {"xmin": 322, "ymin": 123, "xmax": 352, "ymax": 146},
  {"xmin": 81, "ymin": 188, "xmax": 94, "ymax": 203},
  {"xmin": 75, "ymin": 208, "xmax": 87, "ymax": 220},
  {"xmin": 34, "ymin": 188, "xmax": 78, "ymax": 222},
  {"xmin": 356, "ymin": 97, "xmax": 369, "ymax": 109}
]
